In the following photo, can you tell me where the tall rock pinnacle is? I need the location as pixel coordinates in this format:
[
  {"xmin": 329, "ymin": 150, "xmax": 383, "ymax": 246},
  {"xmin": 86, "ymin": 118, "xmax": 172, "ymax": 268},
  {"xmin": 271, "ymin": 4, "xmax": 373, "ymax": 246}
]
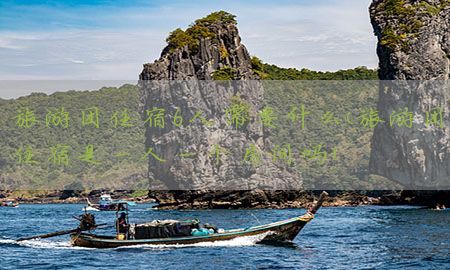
[
  {"xmin": 139, "ymin": 11, "xmax": 300, "ymax": 202},
  {"xmin": 140, "ymin": 11, "xmax": 257, "ymax": 80},
  {"xmin": 370, "ymin": 0, "xmax": 450, "ymax": 80},
  {"xmin": 369, "ymin": 0, "xmax": 450, "ymax": 189}
]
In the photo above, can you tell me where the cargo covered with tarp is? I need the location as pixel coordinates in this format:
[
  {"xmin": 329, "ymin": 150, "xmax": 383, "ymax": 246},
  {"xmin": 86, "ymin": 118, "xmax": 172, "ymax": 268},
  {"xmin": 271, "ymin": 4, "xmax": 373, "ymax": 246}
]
[{"xmin": 134, "ymin": 219, "xmax": 199, "ymax": 239}]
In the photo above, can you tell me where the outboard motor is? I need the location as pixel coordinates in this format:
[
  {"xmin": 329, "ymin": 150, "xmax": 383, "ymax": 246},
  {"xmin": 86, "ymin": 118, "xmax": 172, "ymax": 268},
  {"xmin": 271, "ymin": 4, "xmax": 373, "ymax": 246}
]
[{"xmin": 78, "ymin": 213, "xmax": 97, "ymax": 231}]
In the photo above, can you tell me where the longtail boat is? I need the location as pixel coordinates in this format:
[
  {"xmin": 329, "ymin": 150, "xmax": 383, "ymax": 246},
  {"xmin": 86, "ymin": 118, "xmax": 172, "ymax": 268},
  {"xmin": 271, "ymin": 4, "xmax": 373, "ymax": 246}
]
[{"xmin": 71, "ymin": 191, "xmax": 328, "ymax": 249}]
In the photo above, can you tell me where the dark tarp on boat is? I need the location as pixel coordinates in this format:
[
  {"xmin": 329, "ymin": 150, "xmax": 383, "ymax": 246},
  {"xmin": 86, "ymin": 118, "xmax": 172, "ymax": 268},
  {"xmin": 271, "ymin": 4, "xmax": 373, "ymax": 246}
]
[{"xmin": 134, "ymin": 219, "xmax": 199, "ymax": 239}]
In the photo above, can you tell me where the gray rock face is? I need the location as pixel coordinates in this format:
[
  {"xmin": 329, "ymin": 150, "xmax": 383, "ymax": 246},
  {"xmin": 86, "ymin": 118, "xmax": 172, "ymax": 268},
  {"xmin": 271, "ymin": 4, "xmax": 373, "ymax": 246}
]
[
  {"xmin": 369, "ymin": 0, "xmax": 450, "ymax": 189},
  {"xmin": 140, "ymin": 21, "xmax": 257, "ymax": 80},
  {"xmin": 139, "ymin": 13, "xmax": 301, "ymax": 200}
]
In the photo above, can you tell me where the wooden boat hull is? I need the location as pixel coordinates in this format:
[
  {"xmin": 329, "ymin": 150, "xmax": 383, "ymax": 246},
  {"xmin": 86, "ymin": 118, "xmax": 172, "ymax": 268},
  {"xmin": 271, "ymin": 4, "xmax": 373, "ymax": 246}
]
[{"xmin": 71, "ymin": 214, "xmax": 314, "ymax": 248}]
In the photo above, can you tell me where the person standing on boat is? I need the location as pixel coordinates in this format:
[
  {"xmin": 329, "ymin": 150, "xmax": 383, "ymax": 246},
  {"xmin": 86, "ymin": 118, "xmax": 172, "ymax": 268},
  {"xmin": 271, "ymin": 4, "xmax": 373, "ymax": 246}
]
[{"xmin": 116, "ymin": 212, "xmax": 129, "ymax": 239}]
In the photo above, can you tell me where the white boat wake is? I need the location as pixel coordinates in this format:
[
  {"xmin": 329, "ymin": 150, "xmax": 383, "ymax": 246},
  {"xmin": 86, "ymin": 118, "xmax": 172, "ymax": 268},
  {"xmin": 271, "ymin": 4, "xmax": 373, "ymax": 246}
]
[
  {"xmin": 116, "ymin": 231, "xmax": 274, "ymax": 250},
  {"xmin": 1, "ymin": 231, "xmax": 274, "ymax": 250},
  {"xmin": 0, "ymin": 238, "xmax": 88, "ymax": 250}
]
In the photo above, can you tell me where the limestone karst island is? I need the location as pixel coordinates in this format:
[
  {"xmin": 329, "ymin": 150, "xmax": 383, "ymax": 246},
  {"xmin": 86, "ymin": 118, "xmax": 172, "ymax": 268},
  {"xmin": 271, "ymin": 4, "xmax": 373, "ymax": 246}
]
[{"xmin": 0, "ymin": 1, "xmax": 449, "ymax": 269}]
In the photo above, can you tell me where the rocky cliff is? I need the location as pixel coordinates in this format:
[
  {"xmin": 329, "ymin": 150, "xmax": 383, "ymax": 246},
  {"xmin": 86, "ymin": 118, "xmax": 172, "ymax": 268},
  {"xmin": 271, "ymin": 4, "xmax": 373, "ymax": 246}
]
[
  {"xmin": 369, "ymin": 0, "xmax": 450, "ymax": 190},
  {"xmin": 140, "ymin": 12, "xmax": 257, "ymax": 81},
  {"xmin": 139, "ymin": 11, "xmax": 301, "ymax": 208}
]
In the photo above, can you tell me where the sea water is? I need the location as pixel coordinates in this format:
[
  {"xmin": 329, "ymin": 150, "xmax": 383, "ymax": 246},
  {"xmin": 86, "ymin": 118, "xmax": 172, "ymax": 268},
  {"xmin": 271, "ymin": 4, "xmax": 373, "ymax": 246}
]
[{"xmin": 0, "ymin": 204, "xmax": 448, "ymax": 269}]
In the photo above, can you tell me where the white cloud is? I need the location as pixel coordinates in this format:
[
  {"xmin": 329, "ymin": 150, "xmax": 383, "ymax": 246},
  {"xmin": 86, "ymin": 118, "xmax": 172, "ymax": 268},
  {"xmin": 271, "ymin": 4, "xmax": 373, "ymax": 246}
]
[
  {"xmin": 66, "ymin": 58, "xmax": 84, "ymax": 64},
  {"xmin": 17, "ymin": 64, "xmax": 35, "ymax": 67},
  {"xmin": 296, "ymin": 34, "xmax": 329, "ymax": 43},
  {"xmin": 0, "ymin": 38, "xmax": 26, "ymax": 50}
]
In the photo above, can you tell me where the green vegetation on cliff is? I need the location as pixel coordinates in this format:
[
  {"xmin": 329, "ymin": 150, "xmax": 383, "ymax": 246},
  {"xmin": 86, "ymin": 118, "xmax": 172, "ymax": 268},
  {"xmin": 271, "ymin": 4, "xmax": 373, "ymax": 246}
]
[
  {"xmin": 212, "ymin": 67, "xmax": 237, "ymax": 80},
  {"xmin": 166, "ymin": 11, "xmax": 236, "ymax": 52},
  {"xmin": 251, "ymin": 57, "xmax": 378, "ymax": 80},
  {"xmin": 373, "ymin": 0, "xmax": 449, "ymax": 50}
]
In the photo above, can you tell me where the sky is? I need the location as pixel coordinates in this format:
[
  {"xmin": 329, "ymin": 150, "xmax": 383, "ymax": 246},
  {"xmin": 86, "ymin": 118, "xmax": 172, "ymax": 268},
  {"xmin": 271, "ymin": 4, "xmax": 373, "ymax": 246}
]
[{"xmin": 0, "ymin": 0, "xmax": 378, "ymax": 98}]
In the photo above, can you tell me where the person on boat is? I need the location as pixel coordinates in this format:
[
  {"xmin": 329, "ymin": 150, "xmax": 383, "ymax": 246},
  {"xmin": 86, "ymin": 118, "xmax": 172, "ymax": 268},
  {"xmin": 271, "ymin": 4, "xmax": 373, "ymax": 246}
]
[{"xmin": 116, "ymin": 212, "xmax": 129, "ymax": 236}]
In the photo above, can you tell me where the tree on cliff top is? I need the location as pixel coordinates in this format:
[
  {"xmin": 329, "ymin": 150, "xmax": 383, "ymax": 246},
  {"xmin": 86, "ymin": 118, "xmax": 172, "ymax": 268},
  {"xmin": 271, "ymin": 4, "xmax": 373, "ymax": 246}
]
[{"xmin": 166, "ymin": 11, "xmax": 236, "ymax": 52}]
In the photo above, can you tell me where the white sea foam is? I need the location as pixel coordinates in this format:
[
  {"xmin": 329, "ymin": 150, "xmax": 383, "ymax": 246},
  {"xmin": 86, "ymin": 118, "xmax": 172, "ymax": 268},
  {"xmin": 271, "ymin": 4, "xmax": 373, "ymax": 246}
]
[
  {"xmin": 0, "ymin": 238, "xmax": 88, "ymax": 250},
  {"xmin": 0, "ymin": 239, "xmax": 15, "ymax": 244},
  {"xmin": 117, "ymin": 231, "xmax": 273, "ymax": 250}
]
